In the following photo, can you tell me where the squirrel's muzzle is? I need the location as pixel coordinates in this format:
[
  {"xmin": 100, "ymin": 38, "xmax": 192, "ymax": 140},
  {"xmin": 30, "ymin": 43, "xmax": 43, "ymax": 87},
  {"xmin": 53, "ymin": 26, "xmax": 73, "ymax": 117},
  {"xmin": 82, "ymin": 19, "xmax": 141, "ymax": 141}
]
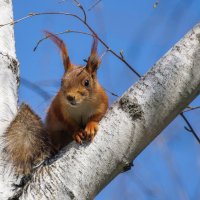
[{"xmin": 66, "ymin": 95, "xmax": 76, "ymax": 105}]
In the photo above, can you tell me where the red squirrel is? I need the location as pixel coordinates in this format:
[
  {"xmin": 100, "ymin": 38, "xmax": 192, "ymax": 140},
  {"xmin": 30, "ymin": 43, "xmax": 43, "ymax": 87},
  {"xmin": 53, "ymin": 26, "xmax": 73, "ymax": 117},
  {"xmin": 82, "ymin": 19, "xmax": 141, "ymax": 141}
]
[
  {"xmin": 4, "ymin": 32, "xmax": 108, "ymax": 175},
  {"xmin": 45, "ymin": 31, "xmax": 108, "ymax": 151}
]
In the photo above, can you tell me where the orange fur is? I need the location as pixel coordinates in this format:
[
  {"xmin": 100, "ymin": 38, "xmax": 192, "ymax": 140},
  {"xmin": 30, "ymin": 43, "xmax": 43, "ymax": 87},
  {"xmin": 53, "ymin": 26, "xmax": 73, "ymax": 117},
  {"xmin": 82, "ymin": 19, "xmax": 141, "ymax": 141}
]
[
  {"xmin": 3, "ymin": 34, "xmax": 108, "ymax": 175},
  {"xmin": 44, "ymin": 31, "xmax": 72, "ymax": 72},
  {"xmin": 45, "ymin": 32, "xmax": 108, "ymax": 151}
]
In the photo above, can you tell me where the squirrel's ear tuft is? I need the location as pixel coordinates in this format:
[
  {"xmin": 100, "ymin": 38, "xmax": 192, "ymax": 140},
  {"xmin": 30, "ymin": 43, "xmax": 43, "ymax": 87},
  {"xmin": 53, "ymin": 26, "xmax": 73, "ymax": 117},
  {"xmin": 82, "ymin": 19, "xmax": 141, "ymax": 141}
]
[
  {"xmin": 85, "ymin": 37, "xmax": 101, "ymax": 75},
  {"xmin": 44, "ymin": 31, "xmax": 73, "ymax": 72}
]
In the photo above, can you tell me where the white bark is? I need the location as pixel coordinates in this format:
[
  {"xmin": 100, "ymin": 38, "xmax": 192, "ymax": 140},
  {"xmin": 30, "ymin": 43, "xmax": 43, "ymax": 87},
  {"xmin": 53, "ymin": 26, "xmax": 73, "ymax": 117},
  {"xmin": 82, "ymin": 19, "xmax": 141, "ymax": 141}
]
[
  {"xmin": 0, "ymin": 0, "xmax": 19, "ymax": 198},
  {"xmin": 9, "ymin": 24, "xmax": 199, "ymax": 200}
]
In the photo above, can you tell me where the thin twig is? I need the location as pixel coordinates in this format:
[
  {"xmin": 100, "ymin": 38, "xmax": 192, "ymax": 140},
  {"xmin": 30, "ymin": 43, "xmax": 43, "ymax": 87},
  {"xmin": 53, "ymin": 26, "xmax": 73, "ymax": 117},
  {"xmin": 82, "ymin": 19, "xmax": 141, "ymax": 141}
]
[
  {"xmin": 183, "ymin": 106, "xmax": 200, "ymax": 113},
  {"xmin": 0, "ymin": 12, "xmax": 84, "ymax": 28},
  {"xmin": 103, "ymin": 88, "xmax": 119, "ymax": 97},
  {"xmin": 34, "ymin": 30, "xmax": 108, "ymax": 60},
  {"xmin": 180, "ymin": 113, "xmax": 200, "ymax": 144},
  {"xmin": 72, "ymin": 0, "xmax": 87, "ymax": 22},
  {"xmin": 88, "ymin": 0, "xmax": 102, "ymax": 11},
  {"xmin": 0, "ymin": 14, "xmax": 31, "ymax": 28},
  {"xmin": 0, "ymin": 11, "xmax": 141, "ymax": 77},
  {"xmin": 34, "ymin": 30, "xmax": 93, "ymax": 51}
]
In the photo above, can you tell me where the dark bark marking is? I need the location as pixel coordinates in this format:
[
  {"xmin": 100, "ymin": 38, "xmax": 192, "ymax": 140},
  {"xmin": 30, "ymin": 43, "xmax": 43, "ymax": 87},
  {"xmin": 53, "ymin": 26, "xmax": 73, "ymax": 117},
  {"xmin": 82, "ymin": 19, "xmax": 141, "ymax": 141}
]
[{"xmin": 119, "ymin": 97, "xmax": 143, "ymax": 120}]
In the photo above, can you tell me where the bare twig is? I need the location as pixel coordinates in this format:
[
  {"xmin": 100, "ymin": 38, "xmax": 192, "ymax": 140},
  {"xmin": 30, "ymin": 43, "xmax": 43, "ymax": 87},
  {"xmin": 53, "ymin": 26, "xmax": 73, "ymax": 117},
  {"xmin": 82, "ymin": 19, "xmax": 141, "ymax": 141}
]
[
  {"xmin": 180, "ymin": 113, "xmax": 200, "ymax": 144},
  {"xmin": 34, "ymin": 30, "xmax": 108, "ymax": 60},
  {"xmin": 0, "ymin": 12, "xmax": 84, "ymax": 27},
  {"xmin": 183, "ymin": 106, "xmax": 200, "ymax": 113},
  {"xmin": 72, "ymin": 0, "xmax": 87, "ymax": 22},
  {"xmin": 88, "ymin": 0, "xmax": 102, "ymax": 11},
  {"xmin": 0, "ymin": 14, "xmax": 31, "ymax": 28},
  {"xmin": 34, "ymin": 30, "xmax": 93, "ymax": 51},
  {"xmin": 0, "ymin": 11, "xmax": 141, "ymax": 77},
  {"xmin": 103, "ymin": 88, "xmax": 119, "ymax": 97}
]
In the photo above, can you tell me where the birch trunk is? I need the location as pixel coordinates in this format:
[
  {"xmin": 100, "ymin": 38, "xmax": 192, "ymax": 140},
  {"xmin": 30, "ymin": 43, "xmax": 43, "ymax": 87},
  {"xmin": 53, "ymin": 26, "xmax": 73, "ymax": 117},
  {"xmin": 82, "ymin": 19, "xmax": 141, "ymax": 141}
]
[
  {"xmin": 5, "ymin": 23, "xmax": 198, "ymax": 200},
  {"xmin": 0, "ymin": 0, "xmax": 19, "ymax": 199}
]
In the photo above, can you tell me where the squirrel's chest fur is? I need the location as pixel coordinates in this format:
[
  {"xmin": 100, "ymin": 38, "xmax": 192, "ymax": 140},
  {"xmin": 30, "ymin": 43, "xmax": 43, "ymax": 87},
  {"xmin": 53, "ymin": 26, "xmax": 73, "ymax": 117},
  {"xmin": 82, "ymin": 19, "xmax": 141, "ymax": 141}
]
[{"xmin": 64, "ymin": 101, "xmax": 95, "ymax": 127}]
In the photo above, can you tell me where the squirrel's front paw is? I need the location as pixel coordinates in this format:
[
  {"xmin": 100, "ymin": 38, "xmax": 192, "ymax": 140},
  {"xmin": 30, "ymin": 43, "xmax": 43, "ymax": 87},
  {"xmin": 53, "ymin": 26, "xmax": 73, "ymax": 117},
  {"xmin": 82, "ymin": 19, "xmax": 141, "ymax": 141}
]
[
  {"xmin": 73, "ymin": 131, "xmax": 84, "ymax": 144},
  {"xmin": 84, "ymin": 121, "xmax": 98, "ymax": 141}
]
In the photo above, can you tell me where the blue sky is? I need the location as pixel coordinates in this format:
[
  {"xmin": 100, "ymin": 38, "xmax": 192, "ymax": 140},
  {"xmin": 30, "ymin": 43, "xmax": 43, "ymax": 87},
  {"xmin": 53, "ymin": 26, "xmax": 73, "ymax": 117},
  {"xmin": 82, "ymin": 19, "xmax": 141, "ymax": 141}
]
[{"xmin": 13, "ymin": 0, "xmax": 200, "ymax": 199}]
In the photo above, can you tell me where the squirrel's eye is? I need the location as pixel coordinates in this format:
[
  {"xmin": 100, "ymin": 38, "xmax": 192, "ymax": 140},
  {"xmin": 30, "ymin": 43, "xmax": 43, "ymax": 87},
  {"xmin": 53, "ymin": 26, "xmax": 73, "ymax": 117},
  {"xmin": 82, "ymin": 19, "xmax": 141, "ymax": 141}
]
[{"xmin": 84, "ymin": 79, "xmax": 90, "ymax": 87}]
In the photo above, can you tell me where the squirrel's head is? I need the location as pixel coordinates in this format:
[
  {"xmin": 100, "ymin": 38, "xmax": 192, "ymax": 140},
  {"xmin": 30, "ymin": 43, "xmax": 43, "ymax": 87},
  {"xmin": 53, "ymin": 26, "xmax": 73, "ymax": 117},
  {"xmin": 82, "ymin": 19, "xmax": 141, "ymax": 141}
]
[{"xmin": 45, "ymin": 31, "xmax": 101, "ymax": 107}]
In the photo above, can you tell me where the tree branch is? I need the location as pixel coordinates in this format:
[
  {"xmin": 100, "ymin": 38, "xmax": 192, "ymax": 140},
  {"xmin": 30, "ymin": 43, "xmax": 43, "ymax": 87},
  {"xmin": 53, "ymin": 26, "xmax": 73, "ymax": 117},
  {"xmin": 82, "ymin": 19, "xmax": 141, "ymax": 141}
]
[
  {"xmin": 10, "ymin": 23, "xmax": 200, "ymax": 199},
  {"xmin": 183, "ymin": 106, "xmax": 200, "ymax": 113},
  {"xmin": 33, "ymin": 30, "xmax": 93, "ymax": 52},
  {"xmin": 0, "ymin": 11, "xmax": 141, "ymax": 77},
  {"xmin": 72, "ymin": 0, "xmax": 87, "ymax": 22},
  {"xmin": 180, "ymin": 113, "xmax": 200, "ymax": 144}
]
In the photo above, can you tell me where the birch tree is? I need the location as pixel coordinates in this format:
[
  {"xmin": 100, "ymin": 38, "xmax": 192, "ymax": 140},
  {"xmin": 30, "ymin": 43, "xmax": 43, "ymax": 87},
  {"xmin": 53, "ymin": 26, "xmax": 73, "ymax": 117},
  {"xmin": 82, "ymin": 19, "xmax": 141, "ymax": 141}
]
[
  {"xmin": 0, "ymin": 0, "xmax": 19, "ymax": 198},
  {"xmin": 0, "ymin": 0, "xmax": 200, "ymax": 199}
]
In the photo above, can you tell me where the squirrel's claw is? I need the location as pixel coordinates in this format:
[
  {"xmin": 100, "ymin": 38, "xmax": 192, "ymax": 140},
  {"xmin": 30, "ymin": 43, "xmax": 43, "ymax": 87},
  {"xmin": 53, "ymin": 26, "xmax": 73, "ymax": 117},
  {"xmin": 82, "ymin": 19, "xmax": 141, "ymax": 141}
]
[
  {"xmin": 73, "ymin": 132, "xmax": 84, "ymax": 144},
  {"xmin": 84, "ymin": 121, "xmax": 98, "ymax": 141}
]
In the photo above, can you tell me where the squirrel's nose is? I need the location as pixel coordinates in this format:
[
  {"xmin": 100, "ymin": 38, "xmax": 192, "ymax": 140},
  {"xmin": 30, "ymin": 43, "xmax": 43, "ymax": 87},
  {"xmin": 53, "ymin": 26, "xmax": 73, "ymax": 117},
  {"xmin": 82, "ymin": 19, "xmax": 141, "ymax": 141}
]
[
  {"xmin": 66, "ymin": 95, "xmax": 75, "ymax": 104},
  {"xmin": 67, "ymin": 95, "xmax": 75, "ymax": 102}
]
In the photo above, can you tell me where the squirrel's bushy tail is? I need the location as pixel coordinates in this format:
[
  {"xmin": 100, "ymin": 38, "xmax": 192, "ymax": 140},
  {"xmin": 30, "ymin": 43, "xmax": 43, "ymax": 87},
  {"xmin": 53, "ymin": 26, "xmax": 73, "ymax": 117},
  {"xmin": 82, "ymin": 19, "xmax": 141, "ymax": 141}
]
[{"xmin": 3, "ymin": 103, "xmax": 51, "ymax": 175}]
